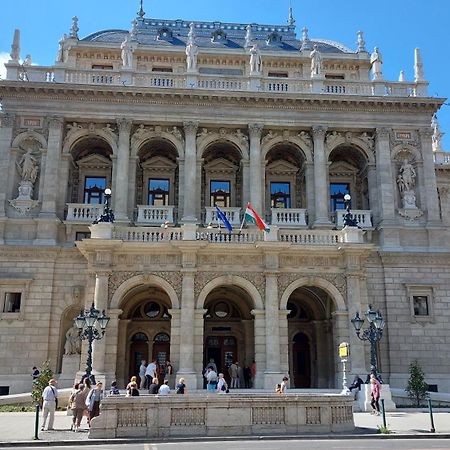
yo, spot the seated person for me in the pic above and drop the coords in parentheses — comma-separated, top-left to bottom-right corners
(349, 375, 364, 399)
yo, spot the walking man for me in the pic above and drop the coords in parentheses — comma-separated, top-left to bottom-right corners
(41, 379, 58, 431)
(139, 360, 147, 389)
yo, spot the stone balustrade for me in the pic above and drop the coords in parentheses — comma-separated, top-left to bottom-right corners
(335, 210, 372, 229)
(113, 227, 183, 242)
(89, 393, 354, 439)
(66, 203, 102, 222)
(136, 205, 175, 225)
(197, 229, 263, 243)
(13, 66, 427, 97)
(271, 208, 308, 227)
(204, 206, 242, 226)
(279, 229, 342, 245)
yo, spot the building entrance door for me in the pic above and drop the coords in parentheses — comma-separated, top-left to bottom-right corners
(152, 333, 170, 384)
(129, 332, 149, 384)
(204, 336, 237, 384)
(292, 332, 311, 388)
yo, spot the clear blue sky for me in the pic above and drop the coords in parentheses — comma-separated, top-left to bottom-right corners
(1, 0, 449, 148)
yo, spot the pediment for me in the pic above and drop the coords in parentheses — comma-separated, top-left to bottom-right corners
(77, 154, 111, 169)
(329, 160, 357, 175)
(204, 157, 238, 173)
(141, 156, 176, 170)
(266, 159, 298, 175)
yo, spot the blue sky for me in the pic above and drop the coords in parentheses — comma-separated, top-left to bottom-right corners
(1, 0, 449, 148)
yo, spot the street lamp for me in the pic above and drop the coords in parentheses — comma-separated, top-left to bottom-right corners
(343, 194, 358, 227)
(351, 305, 385, 378)
(74, 303, 110, 378)
(93, 188, 114, 224)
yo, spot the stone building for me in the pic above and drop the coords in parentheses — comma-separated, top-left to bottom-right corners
(0, 6, 449, 395)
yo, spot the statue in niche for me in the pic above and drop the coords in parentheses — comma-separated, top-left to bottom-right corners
(370, 47, 383, 80)
(17, 147, 39, 183)
(121, 34, 134, 69)
(249, 44, 262, 75)
(64, 325, 81, 355)
(310, 44, 322, 77)
(397, 158, 416, 192)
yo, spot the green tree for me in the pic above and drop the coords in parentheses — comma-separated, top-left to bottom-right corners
(31, 361, 53, 406)
(405, 359, 428, 407)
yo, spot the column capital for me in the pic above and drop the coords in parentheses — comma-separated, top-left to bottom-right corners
(248, 123, 264, 137)
(183, 121, 199, 134)
(48, 116, 65, 128)
(312, 125, 328, 138)
(375, 127, 391, 139)
(0, 113, 15, 128)
(418, 127, 434, 140)
(116, 118, 132, 134)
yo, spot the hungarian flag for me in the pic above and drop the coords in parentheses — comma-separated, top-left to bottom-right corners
(244, 202, 270, 232)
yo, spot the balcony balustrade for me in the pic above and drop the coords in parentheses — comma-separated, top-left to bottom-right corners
(66, 203, 102, 223)
(334, 210, 372, 229)
(13, 66, 427, 98)
(271, 208, 308, 228)
(136, 205, 175, 225)
(204, 207, 242, 226)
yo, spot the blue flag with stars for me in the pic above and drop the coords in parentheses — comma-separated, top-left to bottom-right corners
(215, 205, 233, 232)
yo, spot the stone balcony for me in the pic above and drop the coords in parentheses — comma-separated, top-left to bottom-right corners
(10, 65, 427, 98)
(334, 210, 373, 229)
(271, 208, 308, 227)
(136, 205, 175, 226)
(66, 203, 102, 223)
(204, 206, 241, 226)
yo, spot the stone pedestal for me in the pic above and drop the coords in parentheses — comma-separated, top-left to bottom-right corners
(58, 354, 81, 388)
(89, 223, 113, 239)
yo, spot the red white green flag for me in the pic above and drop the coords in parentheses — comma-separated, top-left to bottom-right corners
(244, 202, 270, 232)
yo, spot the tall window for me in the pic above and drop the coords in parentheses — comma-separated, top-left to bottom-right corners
(210, 180, 230, 207)
(271, 182, 291, 208)
(148, 179, 169, 206)
(3, 293, 21, 313)
(330, 183, 350, 211)
(84, 177, 106, 204)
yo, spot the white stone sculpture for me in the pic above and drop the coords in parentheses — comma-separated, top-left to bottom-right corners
(17, 148, 39, 183)
(64, 325, 81, 355)
(121, 34, 134, 69)
(244, 25, 253, 48)
(57, 34, 68, 63)
(370, 47, 383, 80)
(300, 27, 311, 51)
(396, 158, 421, 216)
(186, 23, 199, 72)
(432, 115, 444, 152)
(70, 16, 79, 39)
(249, 44, 262, 75)
(310, 44, 322, 77)
(397, 158, 416, 192)
(356, 31, 366, 53)
(23, 54, 32, 66)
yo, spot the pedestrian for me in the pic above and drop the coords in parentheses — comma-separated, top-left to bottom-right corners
(126, 381, 140, 397)
(250, 360, 256, 387)
(158, 379, 171, 395)
(109, 381, 120, 395)
(228, 362, 238, 389)
(126, 375, 138, 390)
(243, 364, 251, 388)
(216, 373, 228, 394)
(71, 383, 89, 432)
(145, 359, 157, 388)
(31, 366, 40, 381)
(275, 383, 282, 394)
(175, 377, 186, 394)
(204, 358, 217, 373)
(86, 382, 103, 425)
(280, 376, 289, 394)
(139, 360, 147, 389)
(67, 382, 79, 430)
(205, 367, 218, 392)
(236, 362, 243, 388)
(148, 377, 160, 394)
(41, 379, 58, 431)
(349, 374, 364, 400)
(370, 374, 381, 415)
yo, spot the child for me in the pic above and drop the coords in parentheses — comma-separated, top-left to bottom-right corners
(109, 381, 120, 395)
(275, 383, 282, 394)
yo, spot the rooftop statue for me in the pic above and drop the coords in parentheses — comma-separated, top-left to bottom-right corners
(244, 25, 253, 48)
(370, 47, 383, 80)
(310, 44, 322, 77)
(57, 34, 69, 63)
(249, 44, 262, 75)
(186, 23, 198, 72)
(121, 34, 134, 69)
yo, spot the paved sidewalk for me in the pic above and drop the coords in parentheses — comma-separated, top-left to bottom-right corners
(0, 410, 449, 444)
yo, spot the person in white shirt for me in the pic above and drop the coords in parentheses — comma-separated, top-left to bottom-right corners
(145, 359, 157, 387)
(158, 379, 171, 395)
(139, 360, 147, 389)
(41, 379, 58, 431)
(205, 367, 218, 392)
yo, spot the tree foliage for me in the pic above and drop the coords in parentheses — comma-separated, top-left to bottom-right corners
(405, 359, 428, 407)
(31, 361, 53, 406)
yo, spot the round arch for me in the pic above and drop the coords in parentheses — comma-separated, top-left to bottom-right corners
(197, 134, 249, 160)
(62, 129, 118, 156)
(110, 274, 180, 310)
(12, 130, 47, 150)
(261, 136, 313, 163)
(196, 275, 264, 310)
(391, 144, 422, 162)
(132, 133, 184, 159)
(280, 276, 346, 312)
(326, 136, 375, 165)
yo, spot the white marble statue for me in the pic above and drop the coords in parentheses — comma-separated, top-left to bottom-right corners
(310, 44, 322, 77)
(23, 54, 32, 66)
(186, 42, 199, 72)
(249, 44, 262, 75)
(244, 25, 253, 48)
(370, 47, 383, 80)
(57, 34, 68, 63)
(397, 159, 416, 192)
(64, 325, 81, 355)
(432, 115, 444, 152)
(121, 34, 134, 69)
(17, 148, 39, 183)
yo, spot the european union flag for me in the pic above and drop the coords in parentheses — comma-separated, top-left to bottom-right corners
(215, 205, 233, 232)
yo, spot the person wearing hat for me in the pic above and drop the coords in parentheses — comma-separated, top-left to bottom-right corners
(41, 379, 58, 431)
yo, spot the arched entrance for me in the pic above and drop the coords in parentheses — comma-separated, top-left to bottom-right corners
(203, 286, 254, 387)
(287, 286, 336, 388)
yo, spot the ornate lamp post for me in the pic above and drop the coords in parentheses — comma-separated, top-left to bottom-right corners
(351, 305, 385, 377)
(74, 303, 110, 378)
(93, 188, 114, 223)
(343, 193, 358, 227)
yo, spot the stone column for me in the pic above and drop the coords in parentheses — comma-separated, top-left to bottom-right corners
(251, 309, 266, 389)
(168, 309, 181, 381)
(419, 128, 441, 224)
(176, 271, 197, 387)
(182, 122, 198, 222)
(304, 162, 315, 223)
(40, 117, 64, 216)
(312, 126, 331, 227)
(127, 156, 138, 219)
(263, 273, 282, 388)
(177, 158, 185, 220)
(103, 308, 122, 386)
(367, 163, 378, 222)
(92, 272, 109, 379)
(114, 119, 132, 222)
(249, 123, 264, 213)
(0, 114, 14, 217)
(278, 310, 290, 377)
(241, 159, 250, 209)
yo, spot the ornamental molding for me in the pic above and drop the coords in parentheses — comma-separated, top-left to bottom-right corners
(389, 130, 420, 149)
(64, 121, 118, 148)
(198, 253, 263, 267)
(196, 127, 249, 154)
(113, 252, 182, 267)
(279, 255, 342, 268)
(131, 124, 185, 147)
(378, 253, 450, 266)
